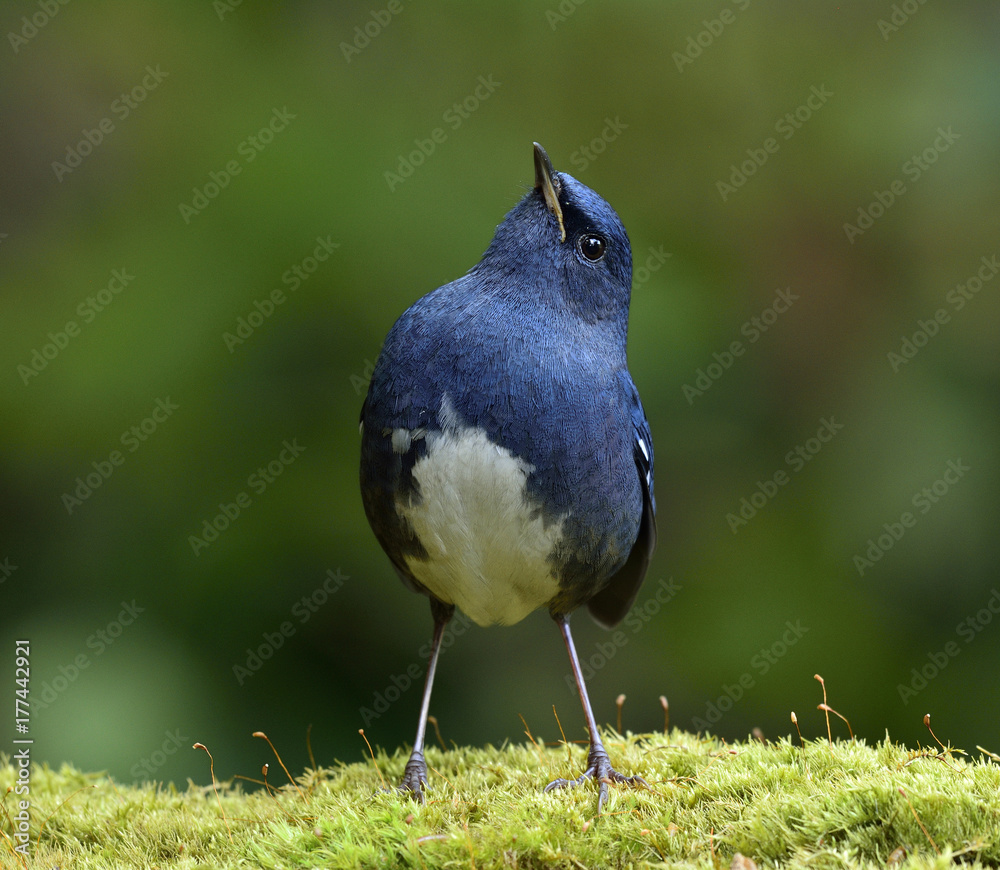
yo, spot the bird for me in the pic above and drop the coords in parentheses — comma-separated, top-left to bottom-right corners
(359, 142, 656, 814)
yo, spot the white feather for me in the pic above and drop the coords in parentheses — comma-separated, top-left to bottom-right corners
(395, 400, 563, 627)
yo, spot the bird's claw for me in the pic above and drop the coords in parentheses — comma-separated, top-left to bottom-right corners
(396, 750, 428, 803)
(544, 747, 647, 814)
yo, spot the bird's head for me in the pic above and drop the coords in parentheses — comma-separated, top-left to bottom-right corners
(475, 143, 633, 328)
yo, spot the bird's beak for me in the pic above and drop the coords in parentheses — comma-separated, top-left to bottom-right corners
(533, 142, 566, 243)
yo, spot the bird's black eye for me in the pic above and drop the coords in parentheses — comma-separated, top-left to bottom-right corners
(577, 234, 606, 262)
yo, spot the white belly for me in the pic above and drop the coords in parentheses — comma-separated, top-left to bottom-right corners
(395, 420, 564, 627)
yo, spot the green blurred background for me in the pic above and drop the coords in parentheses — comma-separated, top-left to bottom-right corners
(2, 1, 999, 787)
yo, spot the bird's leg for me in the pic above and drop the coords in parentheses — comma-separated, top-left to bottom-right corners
(544, 613, 648, 814)
(398, 597, 454, 800)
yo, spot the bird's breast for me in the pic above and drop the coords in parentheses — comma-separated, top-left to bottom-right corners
(394, 417, 564, 627)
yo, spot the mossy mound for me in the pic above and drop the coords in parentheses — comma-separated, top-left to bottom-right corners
(3, 729, 999, 868)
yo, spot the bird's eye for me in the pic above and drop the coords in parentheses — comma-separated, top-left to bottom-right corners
(577, 234, 606, 262)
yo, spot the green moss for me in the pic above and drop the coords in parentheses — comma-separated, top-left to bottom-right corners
(3, 731, 999, 868)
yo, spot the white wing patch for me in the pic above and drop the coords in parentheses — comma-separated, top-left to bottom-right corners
(395, 400, 563, 627)
(636, 432, 652, 489)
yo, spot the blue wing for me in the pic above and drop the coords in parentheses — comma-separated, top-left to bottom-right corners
(585, 378, 656, 628)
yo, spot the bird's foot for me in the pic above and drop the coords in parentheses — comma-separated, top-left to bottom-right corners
(544, 744, 647, 814)
(396, 750, 428, 803)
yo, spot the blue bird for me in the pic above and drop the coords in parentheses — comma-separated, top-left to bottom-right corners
(359, 143, 656, 813)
